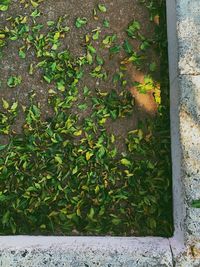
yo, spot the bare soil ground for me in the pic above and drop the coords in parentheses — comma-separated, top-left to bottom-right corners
(0, 0, 159, 151)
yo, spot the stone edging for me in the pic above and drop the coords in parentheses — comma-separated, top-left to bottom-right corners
(0, 236, 172, 267)
(168, 0, 200, 265)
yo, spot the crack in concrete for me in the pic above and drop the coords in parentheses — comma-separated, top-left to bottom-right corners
(168, 238, 176, 267)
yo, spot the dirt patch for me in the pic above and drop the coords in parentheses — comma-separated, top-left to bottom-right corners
(0, 0, 172, 236)
(0, 0, 158, 151)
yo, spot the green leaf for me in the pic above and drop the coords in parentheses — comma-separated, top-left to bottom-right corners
(55, 155, 63, 165)
(109, 45, 121, 54)
(0, 144, 7, 151)
(149, 62, 157, 72)
(19, 50, 26, 59)
(54, 32, 60, 41)
(32, 104, 40, 117)
(2, 210, 10, 225)
(73, 129, 82, 136)
(31, 9, 40, 18)
(75, 17, 87, 28)
(7, 76, 22, 88)
(72, 166, 78, 174)
(98, 4, 107, 12)
(83, 86, 90, 97)
(86, 52, 93, 65)
(112, 218, 121, 225)
(0, 0, 10, 11)
(57, 81, 65, 91)
(140, 40, 150, 51)
(96, 55, 104, 65)
(123, 39, 133, 54)
(43, 75, 51, 84)
(2, 98, 9, 109)
(92, 30, 100, 40)
(78, 103, 88, 110)
(10, 220, 17, 234)
(88, 207, 95, 220)
(29, 63, 34, 75)
(30, 0, 39, 7)
(10, 101, 18, 111)
(47, 20, 55, 26)
(0, 5, 8, 11)
(126, 20, 140, 38)
(103, 19, 109, 28)
(86, 151, 93, 161)
(87, 44, 96, 54)
(121, 158, 131, 167)
(102, 35, 116, 47)
(192, 200, 200, 208)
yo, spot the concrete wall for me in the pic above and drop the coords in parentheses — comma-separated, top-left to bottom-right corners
(0, 0, 200, 266)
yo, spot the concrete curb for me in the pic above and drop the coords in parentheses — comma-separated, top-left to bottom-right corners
(167, 0, 200, 265)
(0, 236, 173, 267)
(0, 0, 200, 266)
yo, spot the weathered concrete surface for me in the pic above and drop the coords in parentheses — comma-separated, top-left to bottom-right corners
(177, 0, 200, 75)
(167, 0, 200, 265)
(0, 236, 173, 267)
(169, 76, 200, 266)
(177, 1, 200, 247)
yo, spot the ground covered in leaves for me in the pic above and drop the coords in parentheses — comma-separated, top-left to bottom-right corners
(0, 0, 172, 236)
